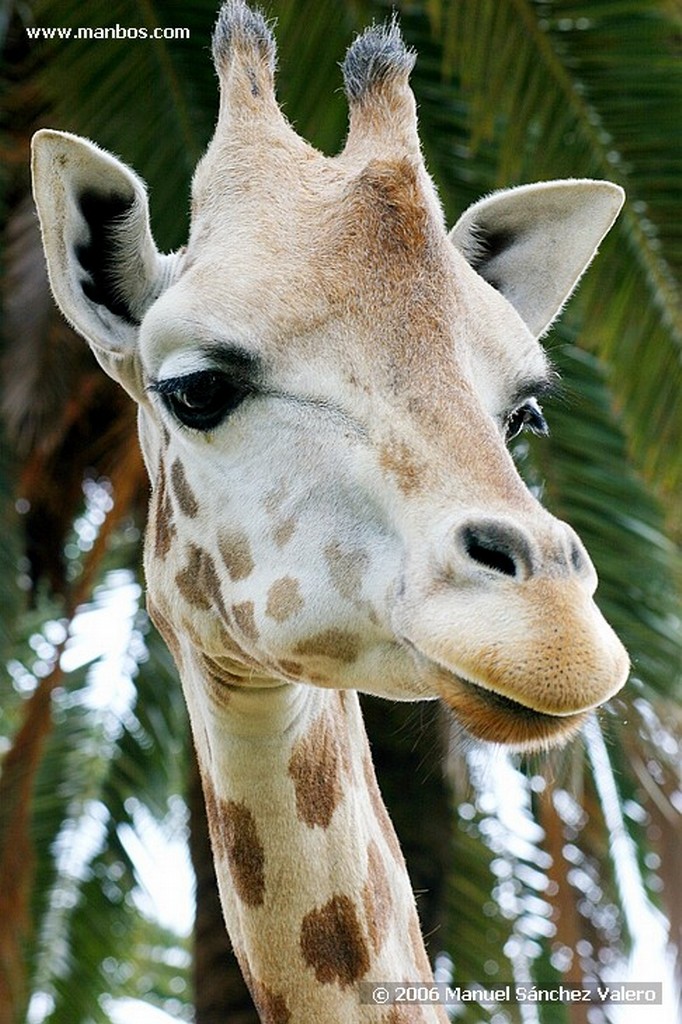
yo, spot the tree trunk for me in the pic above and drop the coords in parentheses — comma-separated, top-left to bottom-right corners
(361, 695, 453, 951)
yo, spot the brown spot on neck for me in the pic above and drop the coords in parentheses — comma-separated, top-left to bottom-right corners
(263, 481, 289, 515)
(233, 946, 288, 1019)
(202, 782, 265, 908)
(252, 980, 291, 1024)
(238, 954, 288, 1024)
(287, 708, 346, 829)
(237, 954, 292, 1024)
(407, 909, 432, 980)
(362, 839, 393, 954)
(300, 893, 370, 986)
(363, 746, 406, 866)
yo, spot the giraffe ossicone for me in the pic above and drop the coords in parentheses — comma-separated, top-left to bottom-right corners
(31, 1, 629, 1019)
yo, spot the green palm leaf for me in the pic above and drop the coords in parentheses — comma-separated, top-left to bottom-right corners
(22, 572, 191, 1023)
(403, 0, 682, 504)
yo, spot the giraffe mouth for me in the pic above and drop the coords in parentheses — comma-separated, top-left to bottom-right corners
(434, 671, 589, 751)
(400, 638, 590, 749)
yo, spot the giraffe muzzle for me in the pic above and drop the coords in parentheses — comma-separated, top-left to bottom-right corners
(395, 515, 629, 749)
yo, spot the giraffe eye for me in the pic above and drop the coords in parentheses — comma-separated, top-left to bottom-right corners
(152, 370, 253, 431)
(504, 397, 549, 442)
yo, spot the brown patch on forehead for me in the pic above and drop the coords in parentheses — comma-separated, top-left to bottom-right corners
(362, 839, 393, 954)
(379, 438, 426, 495)
(203, 784, 265, 908)
(176, 543, 228, 620)
(266, 576, 304, 623)
(150, 456, 176, 560)
(170, 458, 199, 518)
(288, 708, 346, 829)
(363, 748, 405, 866)
(232, 601, 260, 642)
(349, 158, 431, 263)
(300, 894, 370, 986)
(294, 628, 360, 664)
(324, 542, 369, 602)
(219, 530, 255, 581)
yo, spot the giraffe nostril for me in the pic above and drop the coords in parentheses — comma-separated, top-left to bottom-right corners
(463, 531, 517, 577)
(458, 521, 534, 580)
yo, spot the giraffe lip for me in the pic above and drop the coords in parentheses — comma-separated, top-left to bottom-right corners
(436, 671, 589, 749)
(399, 634, 589, 749)
(400, 637, 588, 747)
(455, 675, 576, 721)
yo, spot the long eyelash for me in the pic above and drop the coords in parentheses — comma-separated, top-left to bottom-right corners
(147, 372, 212, 396)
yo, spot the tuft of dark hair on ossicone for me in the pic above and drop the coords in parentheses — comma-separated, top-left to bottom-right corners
(211, 0, 277, 73)
(342, 16, 416, 103)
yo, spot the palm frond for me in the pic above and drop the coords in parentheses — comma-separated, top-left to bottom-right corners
(24, 573, 191, 1023)
(401, 0, 682, 505)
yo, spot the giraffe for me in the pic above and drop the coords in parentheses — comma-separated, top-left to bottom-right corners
(31, 2, 630, 1020)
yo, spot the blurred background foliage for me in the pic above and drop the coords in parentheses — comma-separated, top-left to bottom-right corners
(1, 1, 680, 1022)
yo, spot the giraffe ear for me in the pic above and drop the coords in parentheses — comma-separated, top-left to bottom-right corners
(449, 179, 624, 337)
(31, 129, 178, 395)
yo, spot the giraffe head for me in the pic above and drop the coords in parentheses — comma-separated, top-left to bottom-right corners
(32, 1, 628, 750)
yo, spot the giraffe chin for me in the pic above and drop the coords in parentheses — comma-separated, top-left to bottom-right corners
(437, 675, 589, 752)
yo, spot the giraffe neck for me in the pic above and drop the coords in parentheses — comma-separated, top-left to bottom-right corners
(184, 661, 445, 1022)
